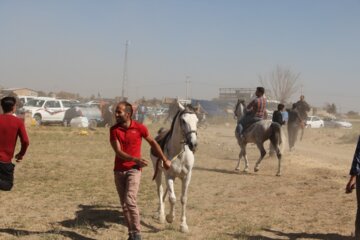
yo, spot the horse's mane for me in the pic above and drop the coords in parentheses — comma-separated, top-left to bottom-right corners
(158, 104, 196, 142)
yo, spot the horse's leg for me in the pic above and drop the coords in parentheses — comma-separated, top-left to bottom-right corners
(155, 169, 165, 223)
(235, 146, 243, 171)
(275, 146, 282, 176)
(273, 143, 282, 176)
(166, 177, 176, 224)
(179, 171, 192, 233)
(270, 134, 283, 176)
(243, 145, 249, 172)
(254, 143, 266, 172)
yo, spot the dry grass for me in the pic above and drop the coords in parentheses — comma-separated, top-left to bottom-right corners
(0, 121, 358, 239)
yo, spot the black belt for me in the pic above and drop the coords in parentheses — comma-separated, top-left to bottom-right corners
(132, 165, 141, 170)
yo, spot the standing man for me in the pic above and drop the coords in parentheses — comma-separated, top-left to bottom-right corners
(346, 136, 360, 239)
(110, 101, 171, 240)
(272, 104, 285, 126)
(287, 104, 303, 151)
(0, 96, 29, 191)
(236, 87, 267, 138)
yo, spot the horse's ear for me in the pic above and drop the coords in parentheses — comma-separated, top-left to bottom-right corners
(178, 102, 185, 111)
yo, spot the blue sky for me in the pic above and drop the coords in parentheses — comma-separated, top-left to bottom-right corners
(0, 0, 359, 112)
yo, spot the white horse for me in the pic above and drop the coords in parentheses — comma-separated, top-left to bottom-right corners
(234, 100, 284, 176)
(150, 102, 198, 233)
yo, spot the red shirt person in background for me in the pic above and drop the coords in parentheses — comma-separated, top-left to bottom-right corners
(0, 96, 29, 191)
(110, 101, 171, 240)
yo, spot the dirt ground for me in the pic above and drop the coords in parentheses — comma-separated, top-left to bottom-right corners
(0, 120, 359, 240)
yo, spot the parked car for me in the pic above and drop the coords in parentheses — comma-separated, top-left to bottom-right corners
(22, 97, 79, 124)
(63, 104, 103, 127)
(306, 116, 324, 128)
(323, 118, 352, 128)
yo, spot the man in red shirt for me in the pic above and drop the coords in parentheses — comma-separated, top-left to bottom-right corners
(0, 96, 29, 191)
(110, 101, 171, 240)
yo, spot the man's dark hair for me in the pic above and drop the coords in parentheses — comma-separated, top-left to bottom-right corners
(1, 96, 16, 113)
(256, 87, 265, 95)
(278, 104, 285, 111)
(118, 101, 133, 117)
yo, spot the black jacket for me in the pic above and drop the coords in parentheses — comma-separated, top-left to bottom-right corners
(272, 110, 284, 125)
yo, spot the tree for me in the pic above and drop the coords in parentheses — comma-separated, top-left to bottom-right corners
(347, 111, 358, 117)
(259, 65, 301, 103)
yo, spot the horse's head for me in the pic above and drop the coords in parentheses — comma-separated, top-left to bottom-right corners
(234, 99, 245, 120)
(179, 105, 198, 152)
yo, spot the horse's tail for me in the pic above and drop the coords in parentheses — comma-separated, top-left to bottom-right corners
(152, 158, 161, 181)
(270, 122, 285, 154)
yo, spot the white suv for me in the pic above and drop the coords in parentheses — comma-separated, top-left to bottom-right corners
(23, 97, 78, 124)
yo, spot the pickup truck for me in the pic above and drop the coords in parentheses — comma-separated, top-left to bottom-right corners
(22, 97, 78, 125)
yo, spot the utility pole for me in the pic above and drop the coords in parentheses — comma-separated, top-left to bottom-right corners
(121, 40, 129, 100)
(185, 76, 191, 100)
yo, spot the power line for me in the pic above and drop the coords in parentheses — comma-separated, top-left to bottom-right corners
(121, 40, 129, 100)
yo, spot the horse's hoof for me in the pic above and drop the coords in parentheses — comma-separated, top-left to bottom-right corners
(243, 168, 249, 173)
(235, 168, 240, 172)
(276, 173, 281, 177)
(254, 167, 259, 172)
(180, 224, 189, 233)
(166, 214, 174, 223)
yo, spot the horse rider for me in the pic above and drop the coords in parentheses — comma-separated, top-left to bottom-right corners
(236, 87, 267, 139)
(295, 95, 310, 121)
(194, 102, 207, 124)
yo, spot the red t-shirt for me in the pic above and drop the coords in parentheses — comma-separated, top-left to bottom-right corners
(109, 120, 149, 171)
(0, 114, 30, 163)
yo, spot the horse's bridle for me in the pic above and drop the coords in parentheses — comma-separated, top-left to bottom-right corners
(177, 109, 197, 150)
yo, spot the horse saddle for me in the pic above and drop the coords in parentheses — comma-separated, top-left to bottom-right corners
(151, 128, 170, 157)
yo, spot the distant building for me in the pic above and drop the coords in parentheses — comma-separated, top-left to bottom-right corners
(219, 87, 276, 102)
(219, 88, 255, 101)
(2, 88, 38, 97)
